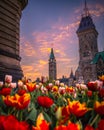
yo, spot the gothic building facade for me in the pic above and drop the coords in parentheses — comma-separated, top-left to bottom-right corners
(49, 48, 57, 81)
(75, 1, 98, 83)
(75, 1, 104, 83)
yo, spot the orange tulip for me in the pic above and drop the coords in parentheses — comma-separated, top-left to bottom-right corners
(99, 75, 104, 81)
(17, 93, 30, 109)
(68, 100, 89, 117)
(52, 86, 58, 93)
(32, 113, 49, 130)
(3, 93, 30, 110)
(26, 83, 36, 92)
(94, 101, 104, 115)
(3, 94, 18, 107)
(66, 86, 75, 94)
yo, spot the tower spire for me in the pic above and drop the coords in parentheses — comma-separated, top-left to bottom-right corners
(83, 0, 89, 17)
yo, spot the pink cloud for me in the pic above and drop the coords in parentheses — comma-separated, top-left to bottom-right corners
(90, 4, 104, 17)
(20, 14, 79, 80)
(20, 41, 36, 57)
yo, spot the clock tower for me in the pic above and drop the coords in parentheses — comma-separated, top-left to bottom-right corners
(76, 0, 98, 83)
(49, 48, 57, 81)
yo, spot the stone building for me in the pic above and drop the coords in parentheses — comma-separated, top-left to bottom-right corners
(49, 48, 57, 81)
(59, 69, 75, 86)
(75, 1, 99, 83)
(0, 0, 28, 81)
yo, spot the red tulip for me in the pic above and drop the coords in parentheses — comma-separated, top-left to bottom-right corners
(97, 119, 104, 130)
(84, 125, 94, 130)
(0, 87, 11, 96)
(37, 96, 53, 108)
(0, 115, 30, 130)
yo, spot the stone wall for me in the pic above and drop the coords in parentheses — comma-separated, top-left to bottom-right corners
(0, 0, 28, 81)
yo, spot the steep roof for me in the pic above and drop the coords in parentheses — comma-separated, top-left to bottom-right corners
(70, 68, 74, 78)
(91, 51, 104, 64)
(77, 15, 96, 33)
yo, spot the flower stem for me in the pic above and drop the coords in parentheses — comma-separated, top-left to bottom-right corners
(19, 110, 23, 121)
(90, 114, 99, 126)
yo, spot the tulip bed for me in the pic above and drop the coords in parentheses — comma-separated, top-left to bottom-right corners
(0, 75, 104, 130)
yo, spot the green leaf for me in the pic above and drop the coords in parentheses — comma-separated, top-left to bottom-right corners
(43, 111, 52, 123)
(26, 107, 37, 122)
(29, 102, 35, 109)
(34, 90, 42, 98)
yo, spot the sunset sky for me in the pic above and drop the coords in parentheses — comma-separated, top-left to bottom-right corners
(20, 0, 104, 80)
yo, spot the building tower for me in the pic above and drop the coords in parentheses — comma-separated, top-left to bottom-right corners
(0, 0, 28, 81)
(49, 48, 57, 81)
(76, 0, 98, 83)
